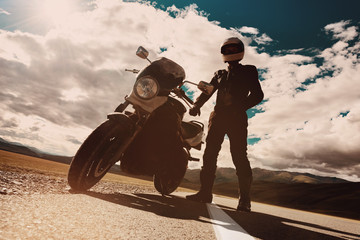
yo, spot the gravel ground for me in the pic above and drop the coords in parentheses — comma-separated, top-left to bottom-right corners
(0, 165, 156, 196)
(0, 166, 216, 240)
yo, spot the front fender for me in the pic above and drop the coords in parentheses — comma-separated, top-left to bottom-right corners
(107, 112, 135, 131)
(107, 112, 129, 121)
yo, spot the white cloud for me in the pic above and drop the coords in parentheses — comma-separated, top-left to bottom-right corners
(0, 8, 11, 15)
(0, 112, 91, 156)
(324, 20, 359, 41)
(237, 26, 272, 45)
(239, 26, 259, 35)
(0, 0, 230, 156)
(60, 87, 89, 102)
(248, 22, 360, 181)
(0, 0, 359, 181)
(254, 33, 272, 44)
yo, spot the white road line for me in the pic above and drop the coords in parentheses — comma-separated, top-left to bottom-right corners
(206, 203, 254, 240)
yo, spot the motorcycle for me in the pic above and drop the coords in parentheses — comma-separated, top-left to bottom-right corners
(67, 46, 214, 195)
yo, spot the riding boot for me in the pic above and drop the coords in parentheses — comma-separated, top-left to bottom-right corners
(186, 170, 215, 203)
(236, 176, 252, 212)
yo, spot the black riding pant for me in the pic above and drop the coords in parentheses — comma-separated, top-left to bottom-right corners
(201, 109, 252, 189)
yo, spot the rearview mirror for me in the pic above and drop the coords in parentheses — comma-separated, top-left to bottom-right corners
(198, 81, 214, 95)
(136, 46, 149, 59)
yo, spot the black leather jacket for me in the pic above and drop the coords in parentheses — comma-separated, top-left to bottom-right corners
(194, 63, 264, 113)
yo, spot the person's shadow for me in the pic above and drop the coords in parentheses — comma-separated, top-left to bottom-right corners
(81, 190, 360, 240)
(218, 203, 360, 240)
(85, 190, 212, 223)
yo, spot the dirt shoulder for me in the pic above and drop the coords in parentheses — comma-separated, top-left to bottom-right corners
(0, 162, 156, 196)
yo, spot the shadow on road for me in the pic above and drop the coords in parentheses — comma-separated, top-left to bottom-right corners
(219, 204, 360, 240)
(84, 191, 213, 225)
(79, 190, 359, 240)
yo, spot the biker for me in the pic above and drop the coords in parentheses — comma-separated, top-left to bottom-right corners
(186, 37, 264, 212)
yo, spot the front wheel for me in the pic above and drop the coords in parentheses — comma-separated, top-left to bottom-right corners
(68, 119, 133, 191)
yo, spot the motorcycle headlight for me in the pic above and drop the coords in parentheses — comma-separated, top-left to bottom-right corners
(134, 76, 159, 100)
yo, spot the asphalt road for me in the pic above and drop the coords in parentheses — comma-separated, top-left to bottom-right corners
(1, 193, 217, 239)
(175, 192, 360, 240)
(2, 191, 360, 239)
(1, 169, 359, 240)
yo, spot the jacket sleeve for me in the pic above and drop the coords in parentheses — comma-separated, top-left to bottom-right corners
(244, 66, 264, 110)
(193, 70, 225, 108)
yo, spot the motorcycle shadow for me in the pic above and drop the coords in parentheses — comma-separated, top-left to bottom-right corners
(84, 190, 212, 223)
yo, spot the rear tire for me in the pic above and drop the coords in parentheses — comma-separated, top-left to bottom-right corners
(153, 173, 182, 195)
(68, 119, 133, 191)
(153, 149, 187, 195)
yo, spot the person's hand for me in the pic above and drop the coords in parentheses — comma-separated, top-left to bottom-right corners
(189, 105, 201, 116)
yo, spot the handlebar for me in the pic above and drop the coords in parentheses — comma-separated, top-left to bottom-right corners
(179, 89, 194, 105)
(172, 88, 194, 106)
(125, 69, 140, 74)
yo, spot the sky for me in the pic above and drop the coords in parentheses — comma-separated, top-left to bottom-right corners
(0, 0, 359, 181)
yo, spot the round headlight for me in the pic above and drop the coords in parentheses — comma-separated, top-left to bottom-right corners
(134, 76, 159, 100)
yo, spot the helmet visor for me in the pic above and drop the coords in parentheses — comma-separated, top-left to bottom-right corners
(221, 43, 244, 55)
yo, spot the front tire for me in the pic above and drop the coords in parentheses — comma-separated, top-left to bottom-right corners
(68, 119, 133, 191)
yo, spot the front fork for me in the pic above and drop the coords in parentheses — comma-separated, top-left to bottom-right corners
(115, 99, 130, 113)
(106, 101, 150, 167)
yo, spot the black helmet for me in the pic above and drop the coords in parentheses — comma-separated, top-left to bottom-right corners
(221, 37, 245, 62)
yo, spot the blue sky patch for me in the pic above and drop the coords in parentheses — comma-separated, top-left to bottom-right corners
(248, 137, 261, 145)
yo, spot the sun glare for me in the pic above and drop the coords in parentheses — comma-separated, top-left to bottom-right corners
(38, 0, 76, 25)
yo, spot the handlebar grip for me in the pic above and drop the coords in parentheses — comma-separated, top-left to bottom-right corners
(180, 89, 194, 105)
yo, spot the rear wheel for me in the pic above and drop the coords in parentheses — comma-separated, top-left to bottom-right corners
(68, 118, 133, 191)
(153, 149, 188, 195)
(153, 173, 182, 196)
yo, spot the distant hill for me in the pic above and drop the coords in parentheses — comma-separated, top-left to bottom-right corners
(0, 137, 72, 165)
(184, 167, 349, 185)
(0, 137, 39, 158)
(182, 168, 359, 220)
(0, 137, 350, 184)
